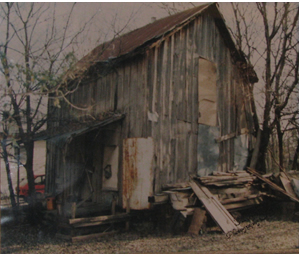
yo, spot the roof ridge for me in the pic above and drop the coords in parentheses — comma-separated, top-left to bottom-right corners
(81, 3, 213, 61)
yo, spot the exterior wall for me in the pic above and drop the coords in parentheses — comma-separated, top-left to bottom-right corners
(46, 56, 149, 206)
(145, 14, 255, 190)
(46, 11, 256, 206)
(49, 55, 148, 140)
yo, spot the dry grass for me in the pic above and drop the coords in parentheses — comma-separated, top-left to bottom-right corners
(1, 205, 299, 254)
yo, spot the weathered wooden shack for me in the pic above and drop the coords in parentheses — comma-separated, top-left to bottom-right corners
(45, 3, 258, 217)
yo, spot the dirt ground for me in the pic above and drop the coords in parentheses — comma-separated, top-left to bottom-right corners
(1, 203, 299, 254)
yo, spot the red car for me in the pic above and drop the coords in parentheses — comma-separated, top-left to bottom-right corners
(16, 174, 45, 201)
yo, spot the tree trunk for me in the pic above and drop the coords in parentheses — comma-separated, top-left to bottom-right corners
(256, 127, 272, 172)
(292, 142, 299, 170)
(276, 120, 284, 171)
(1, 138, 17, 209)
(24, 140, 36, 203)
(250, 128, 261, 169)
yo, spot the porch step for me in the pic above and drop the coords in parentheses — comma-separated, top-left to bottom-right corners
(56, 212, 131, 242)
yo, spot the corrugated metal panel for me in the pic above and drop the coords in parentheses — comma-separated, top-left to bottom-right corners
(122, 137, 154, 210)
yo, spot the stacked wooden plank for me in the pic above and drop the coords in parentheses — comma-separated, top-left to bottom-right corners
(196, 172, 263, 211)
(56, 213, 131, 242)
(162, 171, 263, 214)
(55, 200, 131, 242)
(196, 171, 256, 187)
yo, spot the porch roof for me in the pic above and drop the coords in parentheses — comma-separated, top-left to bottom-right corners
(35, 114, 125, 148)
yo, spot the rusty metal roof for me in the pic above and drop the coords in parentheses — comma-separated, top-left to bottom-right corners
(82, 3, 211, 62)
(35, 114, 125, 144)
(62, 3, 257, 84)
(63, 3, 214, 82)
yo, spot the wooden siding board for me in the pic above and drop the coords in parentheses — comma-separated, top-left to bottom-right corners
(132, 59, 138, 136)
(144, 51, 150, 137)
(173, 32, 181, 122)
(158, 54, 164, 190)
(152, 47, 158, 114)
(164, 38, 171, 118)
(186, 24, 192, 123)
(231, 66, 236, 170)
(137, 58, 145, 137)
(90, 81, 95, 116)
(178, 29, 187, 121)
(123, 64, 131, 138)
(152, 47, 159, 187)
(118, 72, 124, 110)
(159, 41, 170, 187)
(106, 75, 110, 111)
(192, 46, 198, 135)
(203, 15, 209, 58)
(198, 15, 204, 53)
(129, 60, 138, 137)
(109, 74, 114, 111)
(147, 49, 154, 116)
(176, 134, 185, 181)
(182, 29, 188, 122)
(169, 35, 175, 137)
(166, 35, 175, 184)
(141, 57, 148, 138)
(164, 38, 172, 183)
(100, 79, 106, 113)
(209, 15, 215, 60)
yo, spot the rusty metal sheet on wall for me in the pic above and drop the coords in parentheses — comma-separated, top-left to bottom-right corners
(122, 137, 154, 210)
(197, 124, 219, 176)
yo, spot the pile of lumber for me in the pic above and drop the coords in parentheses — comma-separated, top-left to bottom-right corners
(162, 168, 298, 237)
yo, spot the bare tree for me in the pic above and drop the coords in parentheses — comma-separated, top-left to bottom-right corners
(0, 2, 139, 210)
(230, 3, 299, 172)
(0, 2, 96, 205)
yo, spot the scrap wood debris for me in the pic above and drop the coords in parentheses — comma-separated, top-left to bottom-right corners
(162, 169, 299, 236)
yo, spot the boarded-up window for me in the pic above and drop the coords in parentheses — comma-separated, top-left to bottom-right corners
(198, 58, 217, 126)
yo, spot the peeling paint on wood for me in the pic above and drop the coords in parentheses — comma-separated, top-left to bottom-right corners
(122, 137, 154, 210)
